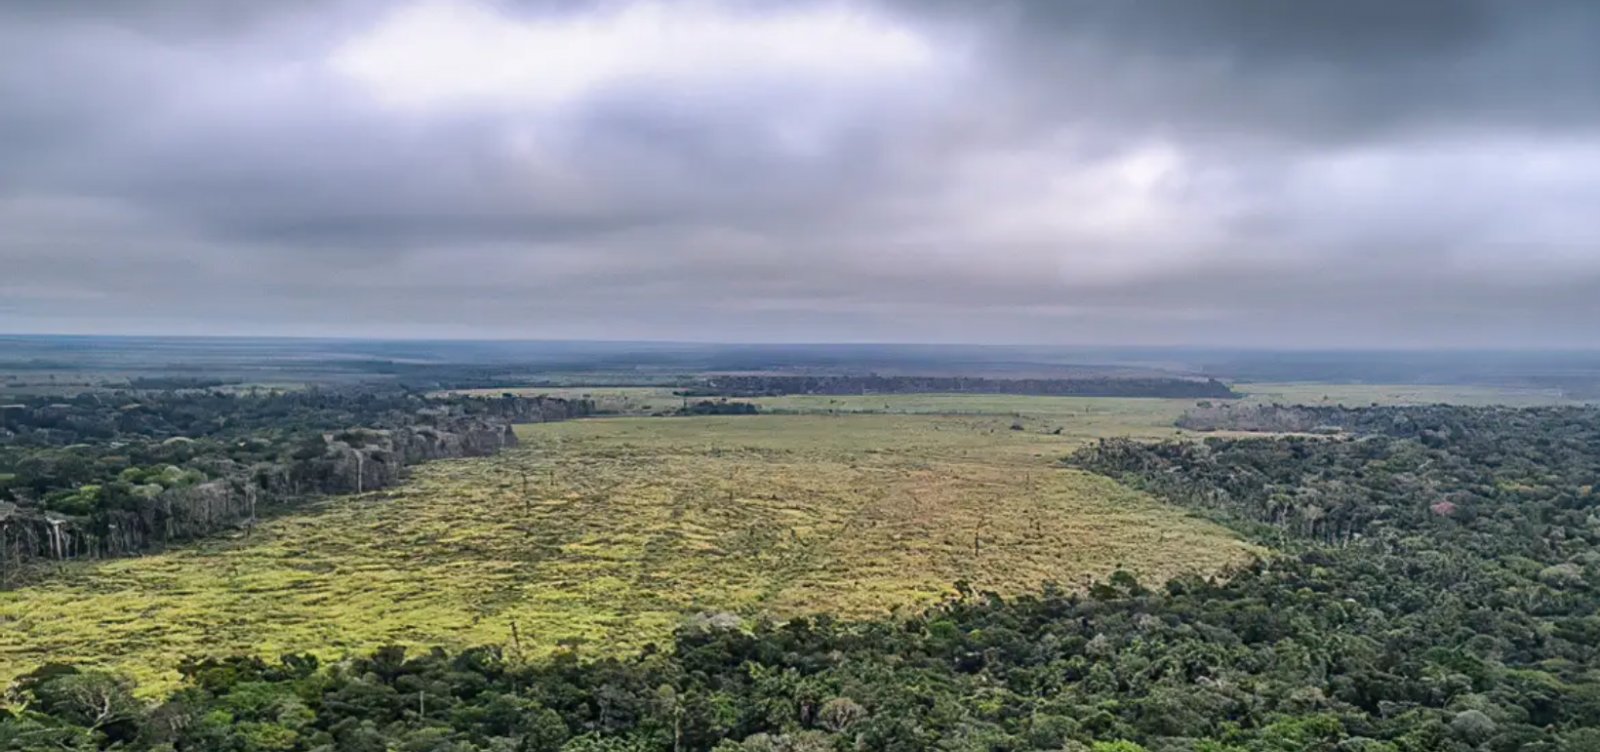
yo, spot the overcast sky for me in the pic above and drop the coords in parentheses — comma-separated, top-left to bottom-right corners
(3, 1, 1599, 347)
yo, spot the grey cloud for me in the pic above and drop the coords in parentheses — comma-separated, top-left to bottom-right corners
(1, 0, 1598, 346)
(966, 0, 1600, 143)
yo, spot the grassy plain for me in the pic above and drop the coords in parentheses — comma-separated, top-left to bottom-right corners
(0, 405, 1255, 695)
(1232, 382, 1578, 407)
(453, 381, 1582, 420)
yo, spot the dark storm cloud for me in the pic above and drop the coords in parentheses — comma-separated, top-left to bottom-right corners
(1, 0, 1598, 345)
(960, 0, 1600, 142)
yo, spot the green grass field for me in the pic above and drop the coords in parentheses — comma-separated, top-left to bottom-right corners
(0, 407, 1256, 695)
(1232, 382, 1578, 407)
(453, 381, 1583, 419)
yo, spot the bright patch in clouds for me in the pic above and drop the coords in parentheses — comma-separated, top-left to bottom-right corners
(7, 0, 1600, 345)
(331, 0, 937, 110)
(1285, 137, 1600, 277)
(904, 139, 1233, 284)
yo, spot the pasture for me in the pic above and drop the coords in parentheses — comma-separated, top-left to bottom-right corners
(0, 406, 1255, 695)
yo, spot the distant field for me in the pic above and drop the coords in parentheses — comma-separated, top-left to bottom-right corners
(453, 381, 1583, 418)
(1233, 382, 1579, 407)
(0, 410, 1255, 695)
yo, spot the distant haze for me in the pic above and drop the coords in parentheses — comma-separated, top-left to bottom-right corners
(3, 1, 1599, 347)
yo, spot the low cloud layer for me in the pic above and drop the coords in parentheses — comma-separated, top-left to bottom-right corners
(4, 0, 1599, 346)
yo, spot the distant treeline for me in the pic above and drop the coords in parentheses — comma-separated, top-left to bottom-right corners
(684, 375, 1238, 399)
(124, 376, 243, 390)
(676, 400, 760, 416)
(0, 390, 593, 582)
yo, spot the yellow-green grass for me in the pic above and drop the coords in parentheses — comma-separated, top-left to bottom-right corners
(1234, 382, 1581, 407)
(748, 392, 1201, 428)
(443, 382, 1580, 420)
(0, 412, 1256, 695)
(749, 384, 1579, 412)
(452, 387, 1209, 431)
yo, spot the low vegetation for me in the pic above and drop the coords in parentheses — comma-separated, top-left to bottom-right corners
(6, 403, 1600, 750)
(460, 383, 1579, 422)
(1229, 382, 1580, 408)
(685, 375, 1238, 400)
(0, 411, 1254, 697)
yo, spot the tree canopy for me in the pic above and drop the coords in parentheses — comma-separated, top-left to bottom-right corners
(4, 403, 1599, 750)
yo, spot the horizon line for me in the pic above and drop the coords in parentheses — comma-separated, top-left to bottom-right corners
(5, 331, 1600, 355)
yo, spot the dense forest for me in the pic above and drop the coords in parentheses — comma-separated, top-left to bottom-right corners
(684, 375, 1238, 400)
(0, 390, 592, 580)
(5, 403, 1597, 750)
(1171, 403, 1509, 435)
(676, 400, 761, 416)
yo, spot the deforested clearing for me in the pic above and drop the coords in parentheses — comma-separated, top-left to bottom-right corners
(0, 412, 1257, 694)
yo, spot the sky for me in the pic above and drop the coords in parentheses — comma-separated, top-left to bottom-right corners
(2, 0, 1599, 347)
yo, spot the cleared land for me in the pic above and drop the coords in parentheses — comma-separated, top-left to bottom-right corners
(1233, 382, 1578, 407)
(0, 403, 1255, 694)
(455, 381, 1584, 418)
